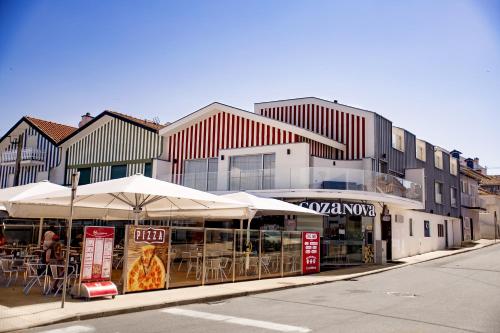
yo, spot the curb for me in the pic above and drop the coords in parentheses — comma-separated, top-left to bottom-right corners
(8, 241, 499, 332)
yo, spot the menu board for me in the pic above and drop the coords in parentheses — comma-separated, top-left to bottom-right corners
(124, 226, 169, 293)
(302, 231, 320, 274)
(81, 226, 115, 282)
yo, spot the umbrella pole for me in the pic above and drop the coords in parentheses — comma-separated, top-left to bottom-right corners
(62, 172, 79, 309)
(245, 218, 252, 270)
(37, 218, 44, 248)
(239, 219, 243, 251)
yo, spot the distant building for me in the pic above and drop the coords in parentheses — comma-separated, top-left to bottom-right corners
(452, 150, 486, 241)
(0, 117, 76, 188)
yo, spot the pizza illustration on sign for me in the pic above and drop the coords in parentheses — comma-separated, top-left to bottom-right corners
(127, 244, 166, 291)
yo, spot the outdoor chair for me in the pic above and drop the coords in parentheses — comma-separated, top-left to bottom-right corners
(178, 251, 191, 271)
(260, 256, 271, 275)
(23, 263, 47, 295)
(186, 253, 202, 280)
(46, 264, 66, 296)
(1, 258, 23, 287)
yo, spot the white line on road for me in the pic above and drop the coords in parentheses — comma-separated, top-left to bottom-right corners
(38, 326, 95, 333)
(162, 308, 311, 332)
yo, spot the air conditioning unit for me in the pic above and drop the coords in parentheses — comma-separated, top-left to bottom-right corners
(395, 214, 404, 223)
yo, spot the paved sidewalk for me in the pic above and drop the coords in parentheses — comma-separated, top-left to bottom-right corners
(1, 239, 497, 333)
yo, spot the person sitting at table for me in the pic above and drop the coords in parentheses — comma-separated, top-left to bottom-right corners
(46, 239, 65, 293)
(42, 226, 57, 250)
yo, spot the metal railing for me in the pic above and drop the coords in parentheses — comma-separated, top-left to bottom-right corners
(167, 167, 423, 202)
(1, 148, 46, 164)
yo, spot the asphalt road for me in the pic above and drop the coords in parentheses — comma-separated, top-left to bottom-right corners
(25, 244, 500, 333)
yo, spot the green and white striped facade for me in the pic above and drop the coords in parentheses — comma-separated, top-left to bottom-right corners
(55, 111, 163, 185)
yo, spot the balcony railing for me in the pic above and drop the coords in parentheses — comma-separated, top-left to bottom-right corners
(461, 195, 484, 208)
(167, 167, 423, 202)
(1, 148, 46, 164)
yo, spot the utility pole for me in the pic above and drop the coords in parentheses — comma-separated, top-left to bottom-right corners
(13, 133, 24, 186)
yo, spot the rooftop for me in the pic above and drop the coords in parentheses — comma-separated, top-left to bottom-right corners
(106, 111, 166, 131)
(25, 117, 77, 144)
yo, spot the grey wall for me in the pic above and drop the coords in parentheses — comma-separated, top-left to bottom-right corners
(373, 120, 461, 218)
(415, 142, 460, 218)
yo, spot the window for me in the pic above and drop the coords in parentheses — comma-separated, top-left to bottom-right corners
(409, 218, 413, 237)
(392, 128, 405, 152)
(144, 162, 152, 178)
(111, 164, 127, 179)
(435, 182, 443, 204)
(450, 158, 458, 175)
(424, 220, 431, 237)
(77, 167, 91, 185)
(434, 150, 443, 169)
(437, 224, 444, 237)
(229, 153, 275, 190)
(450, 187, 457, 207)
(461, 180, 467, 193)
(184, 158, 218, 191)
(416, 139, 426, 161)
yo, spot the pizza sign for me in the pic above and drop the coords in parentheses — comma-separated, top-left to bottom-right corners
(124, 226, 169, 293)
(302, 231, 320, 274)
(134, 227, 166, 244)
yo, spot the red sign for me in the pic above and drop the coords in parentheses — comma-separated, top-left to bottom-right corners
(81, 226, 115, 282)
(302, 232, 320, 274)
(81, 281, 118, 298)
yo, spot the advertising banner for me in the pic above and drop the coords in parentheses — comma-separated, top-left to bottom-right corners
(81, 226, 115, 282)
(302, 231, 320, 274)
(124, 226, 169, 293)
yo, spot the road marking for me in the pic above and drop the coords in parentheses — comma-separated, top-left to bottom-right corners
(162, 308, 311, 332)
(39, 326, 95, 333)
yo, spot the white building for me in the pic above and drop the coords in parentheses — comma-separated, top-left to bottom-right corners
(156, 98, 462, 265)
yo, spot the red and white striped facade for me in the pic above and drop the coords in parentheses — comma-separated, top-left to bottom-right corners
(161, 103, 346, 177)
(255, 98, 371, 160)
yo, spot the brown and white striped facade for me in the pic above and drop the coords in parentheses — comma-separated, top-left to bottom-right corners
(159, 103, 346, 179)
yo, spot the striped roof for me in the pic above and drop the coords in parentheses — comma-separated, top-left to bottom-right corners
(106, 111, 166, 131)
(25, 117, 77, 144)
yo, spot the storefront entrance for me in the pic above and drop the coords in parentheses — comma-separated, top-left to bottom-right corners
(299, 201, 375, 268)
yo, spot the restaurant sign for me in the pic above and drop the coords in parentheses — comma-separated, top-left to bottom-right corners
(81, 226, 114, 282)
(302, 231, 320, 274)
(124, 226, 170, 293)
(299, 201, 376, 217)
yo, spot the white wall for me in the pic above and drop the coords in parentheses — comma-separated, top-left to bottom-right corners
(387, 206, 461, 259)
(218, 142, 310, 190)
(153, 159, 172, 182)
(479, 212, 498, 239)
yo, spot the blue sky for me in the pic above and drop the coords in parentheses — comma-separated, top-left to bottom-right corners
(1, 0, 499, 170)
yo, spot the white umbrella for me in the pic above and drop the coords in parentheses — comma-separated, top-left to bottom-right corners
(221, 192, 322, 217)
(0, 181, 70, 245)
(219, 192, 321, 270)
(18, 174, 250, 223)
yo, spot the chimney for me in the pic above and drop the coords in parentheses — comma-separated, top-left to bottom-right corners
(79, 112, 93, 128)
(333, 100, 338, 104)
(473, 157, 480, 169)
(450, 150, 461, 159)
(465, 158, 474, 169)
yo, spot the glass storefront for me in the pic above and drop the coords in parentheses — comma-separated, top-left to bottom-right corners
(321, 215, 374, 266)
(298, 200, 375, 268)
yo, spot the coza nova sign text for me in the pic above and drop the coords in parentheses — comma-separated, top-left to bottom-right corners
(299, 201, 376, 217)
